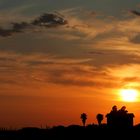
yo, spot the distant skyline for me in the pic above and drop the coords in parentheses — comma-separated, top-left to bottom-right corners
(0, 0, 140, 128)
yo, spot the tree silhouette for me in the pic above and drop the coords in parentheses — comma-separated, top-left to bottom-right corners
(96, 114, 103, 126)
(80, 113, 87, 126)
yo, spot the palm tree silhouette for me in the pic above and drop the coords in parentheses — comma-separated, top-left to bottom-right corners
(80, 113, 87, 127)
(96, 113, 103, 126)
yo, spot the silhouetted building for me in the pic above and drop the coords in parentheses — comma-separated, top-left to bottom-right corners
(106, 106, 134, 128)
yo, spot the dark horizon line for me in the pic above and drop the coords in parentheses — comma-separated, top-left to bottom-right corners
(1, 122, 140, 130)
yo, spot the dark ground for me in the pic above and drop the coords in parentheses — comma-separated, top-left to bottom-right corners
(0, 124, 140, 140)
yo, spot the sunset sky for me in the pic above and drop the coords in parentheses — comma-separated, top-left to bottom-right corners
(1, 0, 140, 128)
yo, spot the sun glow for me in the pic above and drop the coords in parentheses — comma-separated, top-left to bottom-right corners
(120, 89, 138, 102)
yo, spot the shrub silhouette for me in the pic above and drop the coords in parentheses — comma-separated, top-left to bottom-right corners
(96, 113, 103, 126)
(80, 113, 87, 126)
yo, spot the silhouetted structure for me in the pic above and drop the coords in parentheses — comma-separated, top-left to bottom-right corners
(106, 106, 134, 128)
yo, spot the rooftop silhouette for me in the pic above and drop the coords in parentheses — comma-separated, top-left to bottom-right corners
(106, 105, 134, 128)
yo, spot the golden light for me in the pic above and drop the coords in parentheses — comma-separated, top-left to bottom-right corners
(120, 89, 138, 102)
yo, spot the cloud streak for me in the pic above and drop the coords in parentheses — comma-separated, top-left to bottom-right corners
(0, 12, 68, 37)
(130, 10, 140, 16)
(1, 8, 140, 89)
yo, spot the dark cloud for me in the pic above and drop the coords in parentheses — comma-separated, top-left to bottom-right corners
(12, 22, 30, 32)
(0, 27, 12, 37)
(0, 12, 68, 37)
(32, 13, 68, 27)
(130, 10, 140, 16)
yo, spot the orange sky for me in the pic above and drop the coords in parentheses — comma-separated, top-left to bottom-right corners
(0, 0, 140, 128)
(0, 78, 140, 128)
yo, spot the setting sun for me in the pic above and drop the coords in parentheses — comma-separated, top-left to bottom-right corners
(120, 89, 138, 102)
